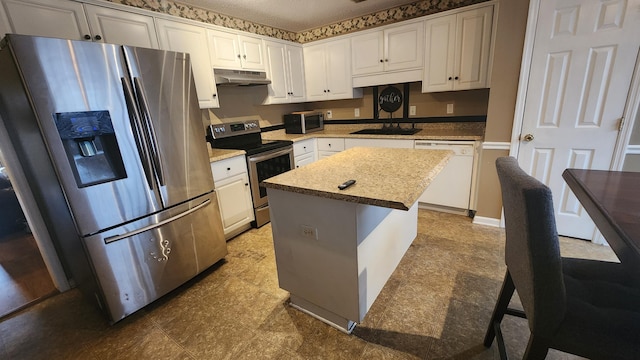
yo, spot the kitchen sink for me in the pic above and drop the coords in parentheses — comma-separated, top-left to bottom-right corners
(350, 127, 422, 135)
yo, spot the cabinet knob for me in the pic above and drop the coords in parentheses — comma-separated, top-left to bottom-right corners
(94, 35, 102, 41)
(243, 54, 246, 59)
(385, 59, 388, 62)
(227, 167, 231, 171)
(303, 146, 306, 150)
(454, 76, 459, 80)
(379, 59, 383, 63)
(327, 89, 330, 93)
(323, 89, 327, 93)
(328, 144, 331, 147)
(212, 94, 217, 98)
(448, 76, 453, 81)
(245, 183, 249, 186)
(237, 54, 241, 59)
(84, 34, 91, 40)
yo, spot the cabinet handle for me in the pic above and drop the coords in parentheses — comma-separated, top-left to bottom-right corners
(84, 34, 91, 40)
(94, 35, 102, 41)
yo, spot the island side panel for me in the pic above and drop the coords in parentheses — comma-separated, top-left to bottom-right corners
(268, 189, 361, 322)
(356, 202, 418, 320)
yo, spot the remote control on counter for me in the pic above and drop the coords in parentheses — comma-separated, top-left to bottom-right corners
(338, 179, 356, 190)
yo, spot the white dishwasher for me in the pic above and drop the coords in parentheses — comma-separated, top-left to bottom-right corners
(415, 140, 475, 213)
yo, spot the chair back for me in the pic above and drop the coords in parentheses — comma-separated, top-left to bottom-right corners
(495, 157, 566, 336)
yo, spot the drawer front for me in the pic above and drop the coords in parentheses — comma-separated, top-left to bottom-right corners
(211, 155, 247, 182)
(293, 139, 315, 155)
(317, 138, 345, 151)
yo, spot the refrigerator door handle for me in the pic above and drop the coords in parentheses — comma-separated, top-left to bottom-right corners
(121, 77, 155, 190)
(103, 198, 212, 244)
(133, 77, 165, 187)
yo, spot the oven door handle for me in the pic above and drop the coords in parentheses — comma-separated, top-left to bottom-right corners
(247, 146, 294, 163)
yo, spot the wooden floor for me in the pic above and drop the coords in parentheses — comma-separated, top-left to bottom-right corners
(0, 230, 57, 319)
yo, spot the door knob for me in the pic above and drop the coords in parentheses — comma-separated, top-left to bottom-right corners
(522, 133, 534, 142)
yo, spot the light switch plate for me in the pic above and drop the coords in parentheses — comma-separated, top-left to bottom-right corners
(409, 106, 416, 116)
(354, 108, 360, 117)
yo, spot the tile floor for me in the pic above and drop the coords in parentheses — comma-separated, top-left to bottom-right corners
(0, 210, 618, 359)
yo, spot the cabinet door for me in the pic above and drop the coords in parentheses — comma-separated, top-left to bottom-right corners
(208, 29, 242, 69)
(84, 5, 159, 48)
(325, 39, 352, 100)
(215, 173, 254, 234)
(156, 19, 219, 108)
(286, 45, 306, 101)
(351, 31, 384, 75)
(238, 35, 265, 70)
(454, 6, 492, 91)
(384, 22, 424, 72)
(422, 14, 456, 92)
(2, 0, 90, 40)
(294, 152, 315, 168)
(304, 43, 329, 101)
(264, 41, 289, 103)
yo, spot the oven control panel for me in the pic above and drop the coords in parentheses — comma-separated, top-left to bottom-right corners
(207, 120, 261, 139)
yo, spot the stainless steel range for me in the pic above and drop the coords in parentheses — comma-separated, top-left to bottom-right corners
(206, 120, 293, 227)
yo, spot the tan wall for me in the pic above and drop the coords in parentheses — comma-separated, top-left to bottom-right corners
(206, 86, 305, 127)
(475, 0, 531, 219)
(308, 83, 489, 119)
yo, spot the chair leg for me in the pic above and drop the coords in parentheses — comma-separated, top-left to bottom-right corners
(484, 270, 516, 348)
(523, 334, 550, 360)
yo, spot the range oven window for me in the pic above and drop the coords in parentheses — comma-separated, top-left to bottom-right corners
(255, 152, 292, 198)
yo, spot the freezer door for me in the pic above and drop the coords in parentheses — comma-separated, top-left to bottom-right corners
(6, 35, 162, 235)
(83, 192, 226, 322)
(123, 46, 215, 209)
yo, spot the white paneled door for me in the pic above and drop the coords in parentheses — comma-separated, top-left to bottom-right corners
(517, 0, 640, 240)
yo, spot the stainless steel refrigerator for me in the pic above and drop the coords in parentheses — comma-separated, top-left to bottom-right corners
(0, 34, 227, 323)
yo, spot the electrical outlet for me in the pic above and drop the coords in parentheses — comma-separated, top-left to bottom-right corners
(326, 110, 332, 119)
(300, 225, 318, 240)
(446, 103, 454, 114)
(354, 108, 360, 117)
(409, 105, 416, 116)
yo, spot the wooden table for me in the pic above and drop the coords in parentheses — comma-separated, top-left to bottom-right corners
(562, 169, 640, 273)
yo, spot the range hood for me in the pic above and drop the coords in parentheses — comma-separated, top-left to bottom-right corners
(214, 68, 271, 86)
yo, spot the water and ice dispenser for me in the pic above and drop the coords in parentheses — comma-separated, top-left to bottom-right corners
(54, 111, 126, 187)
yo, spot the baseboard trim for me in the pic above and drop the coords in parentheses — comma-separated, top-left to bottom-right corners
(472, 216, 501, 227)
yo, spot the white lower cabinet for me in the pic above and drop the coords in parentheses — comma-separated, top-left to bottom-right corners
(210, 155, 254, 240)
(293, 138, 316, 168)
(317, 138, 345, 159)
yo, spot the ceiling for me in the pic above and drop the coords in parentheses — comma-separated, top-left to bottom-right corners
(176, 0, 419, 32)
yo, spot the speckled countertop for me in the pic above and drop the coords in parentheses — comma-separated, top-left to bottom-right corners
(262, 147, 453, 211)
(261, 122, 484, 142)
(208, 147, 245, 162)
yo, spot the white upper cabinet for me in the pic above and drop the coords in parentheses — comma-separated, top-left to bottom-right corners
(351, 22, 424, 75)
(422, 5, 493, 93)
(1, 0, 159, 48)
(263, 40, 305, 104)
(156, 19, 219, 108)
(1, 0, 90, 40)
(304, 38, 362, 101)
(208, 29, 265, 71)
(84, 5, 159, 48)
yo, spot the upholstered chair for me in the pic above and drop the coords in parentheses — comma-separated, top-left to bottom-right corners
(484, 156, 640, 359)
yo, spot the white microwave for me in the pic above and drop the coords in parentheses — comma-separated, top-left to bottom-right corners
(283, 111, 324, 134)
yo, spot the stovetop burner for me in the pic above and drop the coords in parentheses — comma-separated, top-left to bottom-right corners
(206, 120, 293, 156)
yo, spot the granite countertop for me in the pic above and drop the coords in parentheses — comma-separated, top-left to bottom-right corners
(208, 147, 246, 162)
(262, 147, 453, 211)
(261, 123, 484, 142)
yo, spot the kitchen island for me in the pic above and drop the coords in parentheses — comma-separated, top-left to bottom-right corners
(262, 147, 452, 333)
